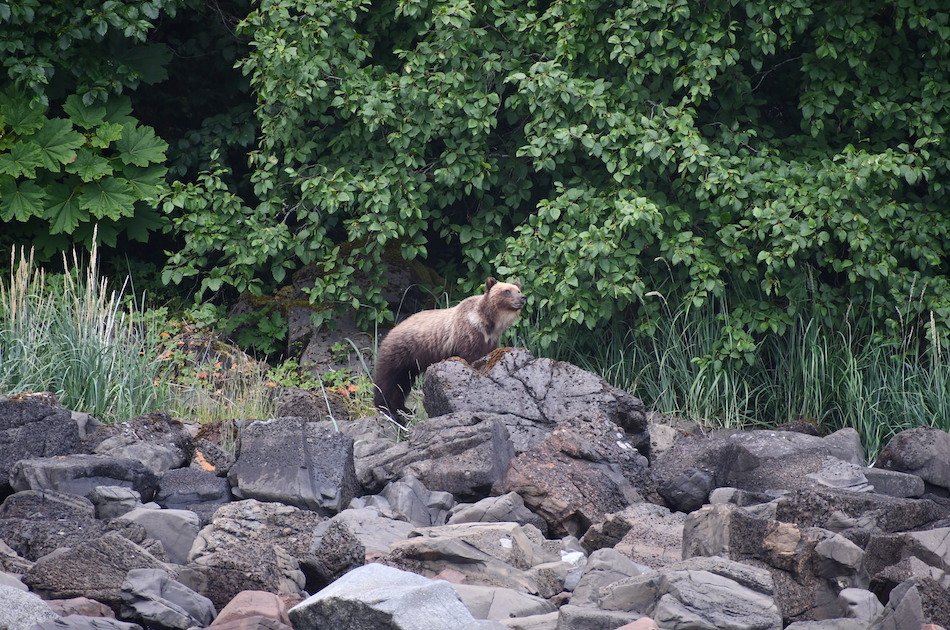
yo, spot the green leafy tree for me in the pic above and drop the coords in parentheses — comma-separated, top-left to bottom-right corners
(164, 0, 949, 352)
(0, 0, 179, 252)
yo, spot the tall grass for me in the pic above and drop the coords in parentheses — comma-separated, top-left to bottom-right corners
(514, 304, 948, 460)
(0, 245, 166, 423)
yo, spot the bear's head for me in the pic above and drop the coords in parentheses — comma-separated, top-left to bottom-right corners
(484, 276, 527, 311)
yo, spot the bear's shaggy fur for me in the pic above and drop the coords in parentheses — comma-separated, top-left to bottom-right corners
(373, 277, 526, 418)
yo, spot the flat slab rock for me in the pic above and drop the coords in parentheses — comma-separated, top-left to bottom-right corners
(9, 454, 159, 501)
(422, 348, 649, 454)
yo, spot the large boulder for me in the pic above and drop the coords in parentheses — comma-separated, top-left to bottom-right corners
(0, 394, 104, 492)
(653, 428, 866, 512)
(0, 583, 59, 630)
(599, 556, 783, 630)
(93, 413, 194, 475)
(309, 507, 414, 558)
(385, 522, 564, 594)
(0, 490, 105, 561)
(580, 503, 686, 570)
(876, 428, 950, 493)
(450, 583, 555, 621)
(23, 533, 169, 610)
(116, 508, 201, 565)
(155, 468, 231, 526)
(288, 563, 493, 630)
(351, 476, 455, 527)
(358, 412, 516, 498)
(182, 499, 321, 609)
(228, 418, 358, 514)
(32, 617, 143, 630)
(120, 568, 216, 630)
(496, 415, 655, 537)
(448, 492, 548, 535)
(9, 455, 159, 501)
(422, 348, 649, 454)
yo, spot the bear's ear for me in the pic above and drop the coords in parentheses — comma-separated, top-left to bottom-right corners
(485, 277, 497, 293)
(512, 280, 522, 290)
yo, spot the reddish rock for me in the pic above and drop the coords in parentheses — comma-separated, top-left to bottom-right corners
(211, 591, 291, 627)
(616, 619, 660, 630)
(44, 597, 115, 618)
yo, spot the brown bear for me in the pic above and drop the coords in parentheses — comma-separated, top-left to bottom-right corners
(373, 277, 526, 419)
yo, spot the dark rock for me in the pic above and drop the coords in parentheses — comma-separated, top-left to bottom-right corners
(228, 418, 357, 514)
(876, 428, 950, 493)
(120, 568, 216, 630)
(448, 492, 548, 535)
(869, 556, 950, 602)
(360, 412, 516, 498)
(88, 486, 143, 520)
(192, 439, 236, 477)
(309, 507, 414, 558)
(877, 577, 950, 629)
(0, 539, 33, 573)
(274, 387, 350, 423)
(0, 394, 105, 493)
(32, 617, 143, 630)
(0, 583, 59, 629)
(9, 455, 159, 501)
(157, 467, 231, 525)
(422, 348, 649, 454)
(496, 415, 654, 537)
(0, 490, 106, 561)
(287, 563, 485, 630)
(580, 503, 685, 570)
(352, 475, 454, 527)
(23, 533, 169, 610)
(116, 508, 200, 565)
(94, 413, 194, 475)
(652, 428, 864, 512)
(181, 499, 321, 610)
(305, 518, 365, 586)
(864, 467, 926, 498)
(554, 605, 643, 630)
(865, 527, 950, 591)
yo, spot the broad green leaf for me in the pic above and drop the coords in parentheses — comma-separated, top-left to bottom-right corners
(32, 118, 85, 169)
(0, 89, 45, 134)
(115, 123, 168, 167)
(0, 141, 45, 177)
(124, 206, 165, 242)
(66, 148, 113, 182)
(103, 97, 135, 125)
(90, 122, 124, 149)
(114, 43, 173, 85)
(0, 176, 46, 221)
(78, 177, 135, 220)
(63, 94, 106, 129)
(122, 163, 168, 200)
(44, 182, 88, 234)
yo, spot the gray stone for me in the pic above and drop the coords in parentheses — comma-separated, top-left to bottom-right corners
(228, 418, 357, 514)
(570, 549, 654, 607)
(360, 412, 516, 498)
(865, 527, 950, 580)
(0, 490, 106, 561)
(288, 563, 482, 630)
(0, 570, 27, 590)
(306, 518, 366, 586)
(877, 577, 950, 629)
(9, 455, 159, 501)
(451, 583, 555, 620)
(32, 617, 143, 630)
(353, 475, 454, 527)
(386, 522, 562, 593)
(837, 587, 884, 623)
(23, 533, 169, 609)
(581, 503, 685, 570)
(94, 413, 193, 475)
(870, 556, 950, 602)
(117, 507, 200, 565)
(784, 622, 867, 630)
(652, 428, 865, 512)
(500, 611, 559, 629)
(43, 597, 115, 618)
(0, 394, 105, 492)
(864, 467, 926, 498)
(0, 583, 58, 629)
(524, 561, 573, 599)
(0, 539, 33, 573)
(814, 534, 865, 575)
(120, 568, 216, 630)
(554, 605, 642, 630)
(876, 427, 950, 492)
(497, 415, 655, 537)
(89, 486, 143, 520)
(310, 507, 413, 557)
(448, 492, 548, 536)
(422, 348, 649, 454)
(155, 467, 231, 526)
(182, 499, 320, 609)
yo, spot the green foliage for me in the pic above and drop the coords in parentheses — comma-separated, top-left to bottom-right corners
(162, 0, 948, 356)
(0, 0, 180, 252)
